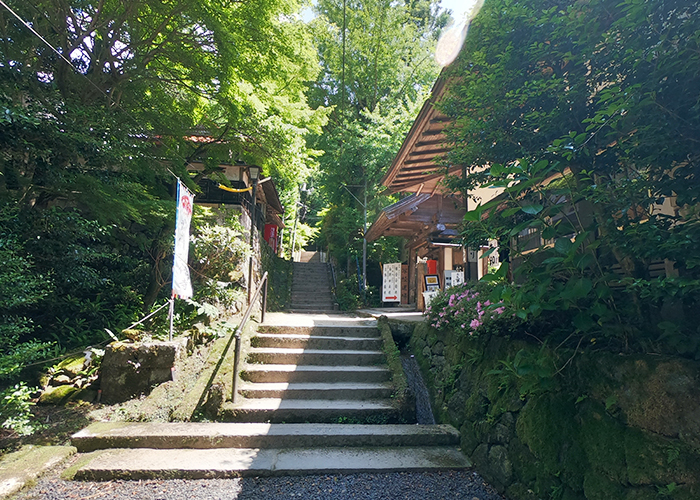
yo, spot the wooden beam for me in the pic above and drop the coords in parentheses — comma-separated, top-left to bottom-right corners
(403, 158, 442, 165)
(415, 139, 450, 148)
(408, 148, 451, 157)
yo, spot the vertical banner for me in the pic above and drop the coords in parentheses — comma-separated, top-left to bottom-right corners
(172, 180, 194, 299)
(382, 263, 402, 303)
(264, 224, 278, 253)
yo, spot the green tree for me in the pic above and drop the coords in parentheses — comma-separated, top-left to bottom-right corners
(308, 0, 448, 279)
(0, 0, 325, 372)
(441, 0, 700, 353)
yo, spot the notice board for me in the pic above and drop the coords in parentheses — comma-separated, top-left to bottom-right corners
(382, 263, 401, 302)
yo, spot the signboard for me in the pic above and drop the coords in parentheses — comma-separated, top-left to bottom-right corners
(445, 270, 464, 289)
(264, 224, 278, 253)
(382, 263, 401, 302)
(172, 180, 194, 299)
(424, 275, 440, 292)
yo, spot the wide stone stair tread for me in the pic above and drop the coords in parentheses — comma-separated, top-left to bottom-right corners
(257, 325, 380, 337)
(73, 422, 461, 451)
(219, 398, 400, 423)
(252, 333, 382, 350)
(74, 446, 471, 480)
(242, 364, 391, 383)
(240, 381, 392, 400)
(228, 398, 396, 410)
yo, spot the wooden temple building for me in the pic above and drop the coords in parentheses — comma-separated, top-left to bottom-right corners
(366, 74, 502, 309)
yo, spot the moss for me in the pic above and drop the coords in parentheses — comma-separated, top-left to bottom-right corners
(578, 401, 628, 483)
(583, 471, 626, 500)
(624, 427, 700, 486)
(508, 437, 538, 486)
(516, 392, 586, 492)
(623, 487, 657, 500)
(54, 355, 86, 377)
(38, 385, 79, 405)
(505, 482, 538, 500)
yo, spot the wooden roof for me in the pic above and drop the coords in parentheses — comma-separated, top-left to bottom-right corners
(366, 193, 464, 247)
(380, 72, 459, 194)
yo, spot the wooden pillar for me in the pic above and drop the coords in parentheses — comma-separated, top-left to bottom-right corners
(417, 260, 426, 311)
(444, 247, 453, 271)
(408, 248, 417, 306)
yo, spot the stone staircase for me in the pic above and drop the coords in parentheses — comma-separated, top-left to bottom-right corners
(289, 252, 336, 312)
(68, 260, 469, 479)
(219, 322, 399, 423)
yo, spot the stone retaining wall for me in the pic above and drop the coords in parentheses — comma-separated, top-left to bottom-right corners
(409, 322, 700, 499)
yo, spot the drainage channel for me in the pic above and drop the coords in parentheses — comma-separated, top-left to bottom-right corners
(401, 353, 436, 425)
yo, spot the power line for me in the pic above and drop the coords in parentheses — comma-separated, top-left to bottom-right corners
(0, 0, 211, 180)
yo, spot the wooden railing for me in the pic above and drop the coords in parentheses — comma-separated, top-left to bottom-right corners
(231, 271, 268, 403)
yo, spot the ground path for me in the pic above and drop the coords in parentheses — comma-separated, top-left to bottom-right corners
(5, 257, 509, 499)
(15, 466, 505, 500)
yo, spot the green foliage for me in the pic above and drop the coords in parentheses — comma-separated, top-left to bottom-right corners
(190, 216, 250, 314)
(335, 276, 360, 311)
(1, 0, 326, 371)
(441, 0, 700, 355)
(0, 383, 38, 437)
(309, 0, 447, 269)
(488, 347, 557, 399)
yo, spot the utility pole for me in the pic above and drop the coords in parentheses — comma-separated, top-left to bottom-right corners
(342, 183, 367, 299)
(246, 166, 260, 305)
(362, 177, 367, 298)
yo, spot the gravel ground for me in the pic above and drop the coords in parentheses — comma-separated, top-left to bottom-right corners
(16, 469, 506, 500)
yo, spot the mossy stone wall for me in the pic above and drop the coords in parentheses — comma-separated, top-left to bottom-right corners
(410, 322, 700, 499)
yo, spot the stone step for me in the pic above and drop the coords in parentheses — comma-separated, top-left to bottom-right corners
(241, 364, 391, 384)
(72, 423, 461, 452)
(239, 381, 393, 400)
(247, 348, 385, 366)
(218, 398, 399, 423)
(74, 446, 471, 480)
(286, 308, 337, 314)
(252, 334, 382, 350)
(288, 305, 336, 311)
(289, 298, 334, 305)
(258, 326, 380, 338)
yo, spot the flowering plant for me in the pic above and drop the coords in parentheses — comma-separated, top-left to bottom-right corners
(424, 281, 510, 335)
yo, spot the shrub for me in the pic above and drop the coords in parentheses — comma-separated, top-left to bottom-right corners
(0, 383, 38, 437)
(425, 281, 518, 335)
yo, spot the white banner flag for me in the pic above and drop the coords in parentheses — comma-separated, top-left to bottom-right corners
(172, 180, 194, 299)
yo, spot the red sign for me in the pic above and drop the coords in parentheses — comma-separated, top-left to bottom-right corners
(264, 224, 278, 253)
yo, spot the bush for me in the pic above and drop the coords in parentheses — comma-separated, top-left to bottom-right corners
(190, 218, 250, 315)
(425, 281, 520, 336)
(0, 383, 38, 437)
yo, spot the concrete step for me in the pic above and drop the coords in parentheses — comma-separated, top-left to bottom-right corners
(252, 334, 382, 350)
(247, 348, 385, 366)
(239, 381, 393, 400)
(218, 398, 399, 423)
(241, 364, 391, 384)
(74, 446, 471, 480)
(258, 325, 380, 338)
(72, 423, 460, 452)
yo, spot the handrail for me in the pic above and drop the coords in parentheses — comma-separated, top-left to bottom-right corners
(231, 271, 268, 403)
(328, 259, 337, 295)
